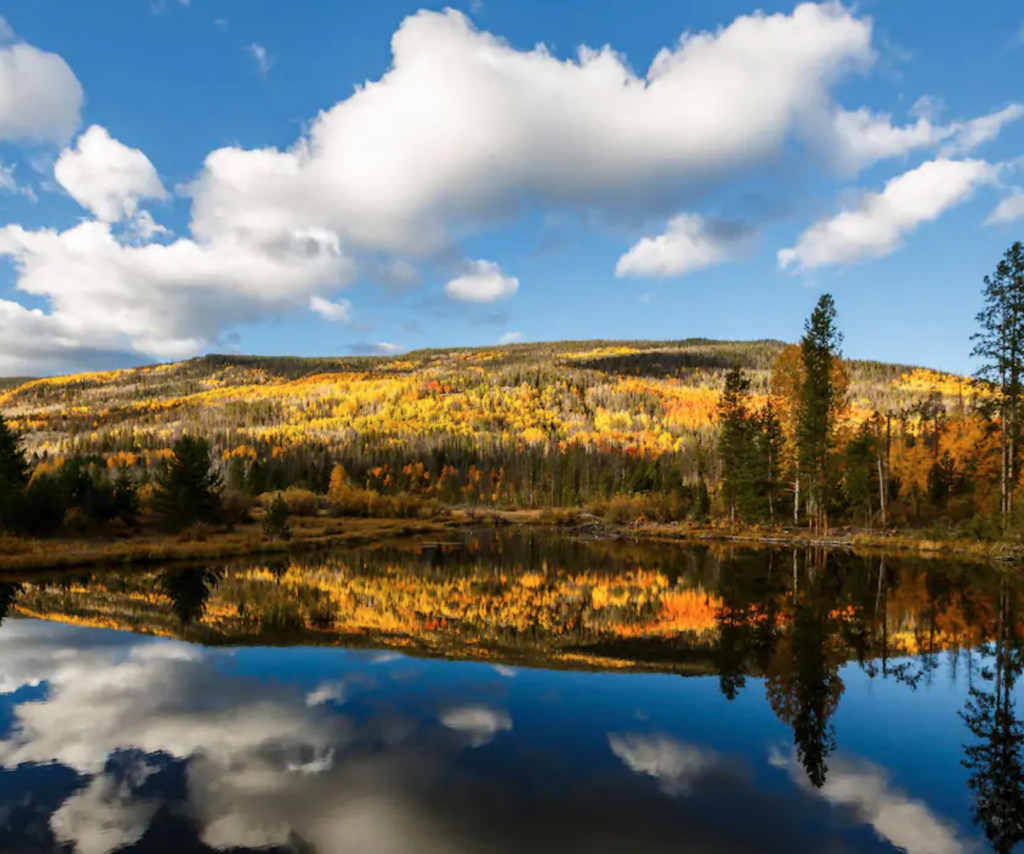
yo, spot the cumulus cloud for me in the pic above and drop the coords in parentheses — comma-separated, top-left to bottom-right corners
(187, 4, 878, 260)
(0, 214, 356, 365)
(54, 125, 169, 222)
(609, 734, 724, 796)
(497, 332, 521, 345)
(616, 214, 751, 278)
(777, 157, 997, 270)
(444, 260, 519, 303)
(0, 16, 83, 143)
(770, 748, 966, 854)
(819, 104, 1022, 173)
(310, 295, 354, 323)
(987, 190, 1024, 225)
(2, 3, 1018, 374)
(439, 705, 512, 747)
(50, 770, 159, 854)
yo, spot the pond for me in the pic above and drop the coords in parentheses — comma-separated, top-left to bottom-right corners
(0, 531, 1021, 853)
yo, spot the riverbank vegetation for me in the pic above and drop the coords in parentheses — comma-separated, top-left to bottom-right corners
(1, 242, 1023, 558)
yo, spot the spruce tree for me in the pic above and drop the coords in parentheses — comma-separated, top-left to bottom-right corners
(757, 398, 785, 524)
(718, 367, 757, 522)
(971, 242, 1024, 525)
(263, 492, 293, 540)
(0, 413, 29, 490)
(155, 435, 223, 531)
(798, 294, 844, 533)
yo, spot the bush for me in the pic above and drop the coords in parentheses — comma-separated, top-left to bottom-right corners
(220, 489, 256, 527)
(960, 514, 1002, 543)
(258, 487, 319, 516)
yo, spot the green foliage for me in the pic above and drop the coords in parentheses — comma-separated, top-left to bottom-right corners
(155, 436, 223, 531)
(798, 294, 844, 530)
(263, 493, 293, 540)
(8, 475, 67, 537)
(0, 415, 30, 532)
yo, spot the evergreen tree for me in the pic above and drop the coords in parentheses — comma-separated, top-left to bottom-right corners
(798, 294, 844, 533)
(0, 414, 29, 489)
(718, 367, 758, 522)
(158, 567, 224, 628)
(757, 399, 785, 524)
(928, 451, 957, 506)
(263, 492, 293, 540)
(155, 435, 223, 531)
(0, 582, 23, 629)
(971, 242, 1024, 525)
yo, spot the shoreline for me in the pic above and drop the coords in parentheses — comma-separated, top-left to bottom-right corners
(1, 510, 1019, 573)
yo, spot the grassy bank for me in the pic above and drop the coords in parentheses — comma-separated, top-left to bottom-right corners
(0, 516, 453, 573)
(1, 507, 1018, 573)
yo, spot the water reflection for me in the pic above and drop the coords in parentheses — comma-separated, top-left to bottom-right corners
(0, 533, 1021, 852)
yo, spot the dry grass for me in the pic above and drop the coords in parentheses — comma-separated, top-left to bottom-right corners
(0, 517, 449, 573)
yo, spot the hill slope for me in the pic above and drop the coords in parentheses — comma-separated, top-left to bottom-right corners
(0, 338, 967, 511)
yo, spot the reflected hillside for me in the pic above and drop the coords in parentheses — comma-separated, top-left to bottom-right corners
(4, 533, 1020, 676)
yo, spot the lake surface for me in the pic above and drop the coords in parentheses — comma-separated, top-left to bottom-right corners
(0, 531, 1022, 853)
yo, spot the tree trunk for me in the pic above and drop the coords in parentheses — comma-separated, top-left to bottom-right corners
(877, 454, 886, 528)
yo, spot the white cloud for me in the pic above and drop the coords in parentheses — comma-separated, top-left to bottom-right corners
(819, 103, 1022, 173)
(609, 734, 721, 796)
(310, 295, 354, 323)
(942, 105, 1024, 156)
(616, 213, 749, 278)
(770, 749, 966, 854)
(50, 771, 159, 854)
(497, 331, 521, 345)
(0, 17, 83, 143)
(492, 664, 516, 677)
(188, 4, 877, 258)
(639, 291, 656, 303)
(247, 43, 274, 76)
(0, 218, 355, 367)
(909, 95, 944, 122)
(2, 3, 1017, 374)
(306, 681, 347, 706)
(439, 705, 512, 747)
(777, 157, 998, 270)
(54, 125, 169, 223)
(987, 191, 1024, 224)
(444, 260, 518, 303)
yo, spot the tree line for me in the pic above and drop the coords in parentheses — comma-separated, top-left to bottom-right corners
(1, 241, 1023, 539)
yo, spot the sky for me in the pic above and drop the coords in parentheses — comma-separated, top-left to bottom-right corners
(0, 0, 1021, 378)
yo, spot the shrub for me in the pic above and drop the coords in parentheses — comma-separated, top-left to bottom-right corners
(220, 489, 256, 527)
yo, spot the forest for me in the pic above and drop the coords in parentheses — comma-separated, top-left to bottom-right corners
(0, 242, 1022, 546)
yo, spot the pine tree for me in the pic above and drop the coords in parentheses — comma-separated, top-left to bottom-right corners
(798, 294, 844, 533)
(155, 435, 223, 531)
(0, 413, 29, 494)
(718, 367, 759, 522)
(972, 242, 1024, 526)
(263, 492, 293, 540)
(757, 398, 785, 524)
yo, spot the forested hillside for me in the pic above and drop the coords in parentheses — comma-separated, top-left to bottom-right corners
(0, 335, 978, 530)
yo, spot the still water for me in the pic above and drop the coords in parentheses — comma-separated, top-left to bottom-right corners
(0, 531, 1021, 853)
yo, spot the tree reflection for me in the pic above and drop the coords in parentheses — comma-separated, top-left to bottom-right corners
(158, 566, 224, 628)
(0, 582, 23, 629)
(764, 551, 844, 788)
(960, 576, 1024, 853)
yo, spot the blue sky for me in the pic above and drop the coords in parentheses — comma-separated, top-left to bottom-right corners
(0, 0, 1021, 377)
